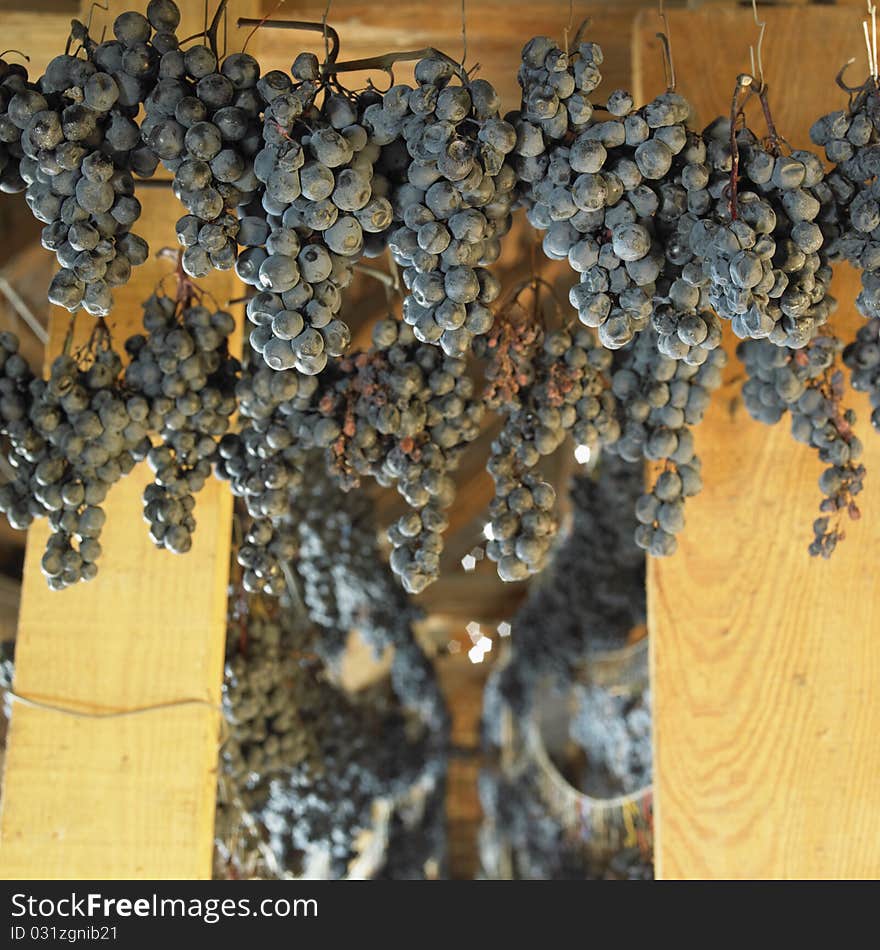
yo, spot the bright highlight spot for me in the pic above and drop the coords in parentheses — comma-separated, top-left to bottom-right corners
(461, 554, 477, 572)
(483, 522, 494, 541)
(497, 621, 511, 638)
(575, 444, 592, 465)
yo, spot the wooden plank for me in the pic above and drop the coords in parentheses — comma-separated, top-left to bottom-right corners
(0, 5, 247, 879)
(634, 6, 880, 879)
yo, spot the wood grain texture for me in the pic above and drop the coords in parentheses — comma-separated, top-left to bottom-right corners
(0, 5, 249, 880)
(634, 7, 880, 880)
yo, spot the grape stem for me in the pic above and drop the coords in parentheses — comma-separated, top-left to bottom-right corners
(61, 312, 78, 357)
(235, 17, 341, 66)
(757, 86, 785, 156)
(178, 0, 229, 58)
(325, 49, 469, 85)
(728, 74, 752, 221)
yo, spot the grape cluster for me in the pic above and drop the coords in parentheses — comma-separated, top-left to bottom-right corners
(688, 119, 837, 348)
(739, 335, 865, 556)
(244, 72, 390, 374)
(0, 56, 30, 194)
(215, 352, 315, 597)
(513, 32, 839, 362)
(253, 638, 440, 876)
(294, 475, 422, 663)
(811, 85, 880, 321)
(0, 326, 155, 588)
(140, 5, 263, 281)
(812, 84, 880, 424)
(844, 317, 880, 431)
(606, 327, 725, 556)
(261, 694, 425, 877)
(0, 331, 38, 532)
(366, 56, 515, 356)
(220, 595, 323, 802)
(217, 534, 447, 879)
(124, 288, 239, 554)
(10, 8, 169, 314)
(512, 33, 695, 351)
(479, 314, 619, 581)
(636, 126, 723, 365)
(218, 314, 481, 595)
(495, 455, 646, 716)
(270, 317, 484, 593)
(569, 684, 652, 796)
(0, 255, 247, 588)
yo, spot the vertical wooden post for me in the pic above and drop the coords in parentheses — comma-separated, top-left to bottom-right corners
(635, 7, 880, 879)
(0, 6, 244, 878)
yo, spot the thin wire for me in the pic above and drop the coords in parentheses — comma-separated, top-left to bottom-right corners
(749, 0, 766, 91)
(84, 0, 109, 36)
(563, 0, 574, 57)
(241, 0, 286, 53)
(866, 1, 879, 80)
(461, 0, 467, 68)
(656, 0, 676, 93)
(323, 0, 333, 64)
(869, 0, 877, 79)
(3, 686, 227, 743)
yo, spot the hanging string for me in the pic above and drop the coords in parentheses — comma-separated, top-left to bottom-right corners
(241, 0, 287, 54)
(2, 687, 228, 744)
(461, 0, 468, 69)
(562, 0, 574, 57)
(322, 0, 333, 65)
(656, 0, 676, 92)
(749, 0, 766, 92)
(864, 1, 879, 81)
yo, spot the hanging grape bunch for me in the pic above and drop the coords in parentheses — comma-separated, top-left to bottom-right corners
(476, 281, 620, 581)
(0, 53, 31, 194)
(687, 80, 838, 350)
(124, 256, 240, 555)
(243, 38, 397, 375)
(512, 31, 697, 353)
(227, 311, 484, 594)
(366, 53, 516, 357)
(215, 333, 323, 598)
(139, 1, 265, 283)
(5, 7, 170, 315)
(0, 321, 155, 589)
(608, 327, 726, 557)
(812, 62, 880, 433)
(740, 335, 865, 557)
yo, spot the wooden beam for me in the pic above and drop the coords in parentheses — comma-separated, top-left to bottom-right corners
(0, 5, 246, 880)
(635, 6, 880, 879)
